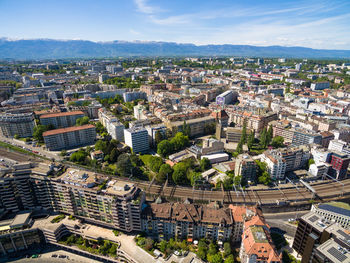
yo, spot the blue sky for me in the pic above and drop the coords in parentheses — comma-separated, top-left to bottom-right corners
(0, 0, 349, 49)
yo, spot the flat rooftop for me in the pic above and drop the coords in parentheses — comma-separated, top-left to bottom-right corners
(43, 124, 95, 136)
(40, 110, 84, 119)
(105, 180, 136, 196)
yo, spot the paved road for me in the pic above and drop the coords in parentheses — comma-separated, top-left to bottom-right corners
(0, 136, 62, 161)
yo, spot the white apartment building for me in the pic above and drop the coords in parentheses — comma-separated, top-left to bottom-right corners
(98, 108, 125, 142)
(124, 127, 149, 154)
(261, 151, 286, 180)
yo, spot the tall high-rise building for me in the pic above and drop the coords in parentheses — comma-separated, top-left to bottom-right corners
(124, 127, 149, 154)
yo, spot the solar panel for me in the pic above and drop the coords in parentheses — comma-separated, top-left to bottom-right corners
(327, 247, 347, 262)
(337, 230, 350, 240)
(309, 215, 319, 222)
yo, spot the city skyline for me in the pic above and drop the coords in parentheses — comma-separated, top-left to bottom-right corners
(1, 0, 350, 50)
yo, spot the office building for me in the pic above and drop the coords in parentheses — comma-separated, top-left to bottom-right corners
(40, 111, 85, 128)
(98, 108, 125, 142)
(43, 124, 96, 151)
(328, 152, 350, 179)
(106, 65, 123, 74)
(124, 127, 149, 154)
(0, 112, 35, 138)
(293, 211, 350, 263)
(311, 202, 350, 229)
(311, 82, 330, 91)
(279, 145, 310, 172)
(235, 154, 257, 183)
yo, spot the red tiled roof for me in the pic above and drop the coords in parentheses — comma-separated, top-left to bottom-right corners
(40, 111, 85, 119)
(43, 124, 95, 136)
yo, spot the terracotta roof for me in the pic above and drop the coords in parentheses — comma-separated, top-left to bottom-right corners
(40, 111, 85, 119)
(43, 124, 95, 136)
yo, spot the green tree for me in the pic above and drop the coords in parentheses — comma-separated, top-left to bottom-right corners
(170, 132, 189, 151)
(172, 162, 189, 184)
(258, 171, 271, 185)
(241, 119, 247, 143)
(247, 130, 255, 150)
(259, 127, 268, 149)
(308, 158, 315, 169)
(14, 134, 20, 139)
(95, 140, 108, 154)
(271, 136, 284, 148)
(182, 120, 191, 137)
(109, 148, 119, 163)
(76, 116, 90, 126)
(158, 164, 173, 182)
(236, 137, 244, 154)
(224, 255, 235, 263)
(267, 125, 273, 145)
(154, 131, 163, 146)
(33, 124, 54, 142)
(208, 253, 223, 263)
(200, 157, 211, 171)
(70, 149, 88, 164)
(60, 150, 67, 157)
(157, 140, 173, 157)
(159, 240, 167, 253)
(116, 154, 133, 176)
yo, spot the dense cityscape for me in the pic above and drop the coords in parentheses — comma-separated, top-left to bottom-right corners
(0, 56, 349, 263)
(1, 0, 350, 262)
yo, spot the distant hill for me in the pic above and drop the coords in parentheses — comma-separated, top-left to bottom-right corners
(1, 38, 350, 59)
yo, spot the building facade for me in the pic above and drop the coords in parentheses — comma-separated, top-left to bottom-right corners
(0, 112, 35, 138)
(124, 127, 149, 154)
(40, 111, 85, 128)
(43, 124, 96, 151)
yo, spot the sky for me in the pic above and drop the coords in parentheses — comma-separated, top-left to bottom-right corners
(0, 0, 350, 49)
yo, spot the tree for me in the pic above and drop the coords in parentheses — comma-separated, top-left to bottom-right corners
(241, 119, 247, 143)
(154, 131, 163, 146)
(236, 137, 244, 154)
(76, 116, 90, 126)
(60, 150, 67, 157)
(267, 125, 273, 145)
(170, 132, 189, 151)
(200, 157, 211, 171)
(70, 149, 88, 164)
(33, 124, 53, 142)
(14, 134, 19, 139)
(116, 154, 133, 176)
(247, 130, 255, 150)
(308, 158, 315, 169)
(157, 140, 173, 157)
(159, 240, 167, 253)
(144, 238, 154, 251)
(182, 120, 191, 137)
(109, 148, 119, 163)
(207, 253, 223, 263)
(158, 164, 173, 182)
(259, 171, 271, 185)
(259, 127, 268, 149)
(271, 136, 284, 148)
(172, 162, 189, 184)
(224, 255, 235, 263)
(197, 247, 207, 260)
(208, 242, 218, 255)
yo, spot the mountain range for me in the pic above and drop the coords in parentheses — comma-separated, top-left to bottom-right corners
(1, 38, 350, 59)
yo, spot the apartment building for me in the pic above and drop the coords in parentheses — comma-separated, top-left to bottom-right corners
(0, 165, 144, 233)
(310, 82, 330, 91)
(43, 124, 96, 151)
(328, 152, 350, 179)
(40, 111, 85, 128)
(124, 127, 149, 154)
(98, 108, 125, 142)
(261, 150, 286, 180)
(0, 112, 35, 138)
(311, 202, 350, 229)
(235, 154, 257, 183)
(141, 202, 233, 244)
(279, 146, 310, 172)
(216, 90, 235, 105)
(293, 211, 350, 263)
(228, 110, 277, 132)
(146, 125, 167, 147)
(239, 214, 281, 263)
(123, 91, 147, 102)
(168, 116, 216, 137)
